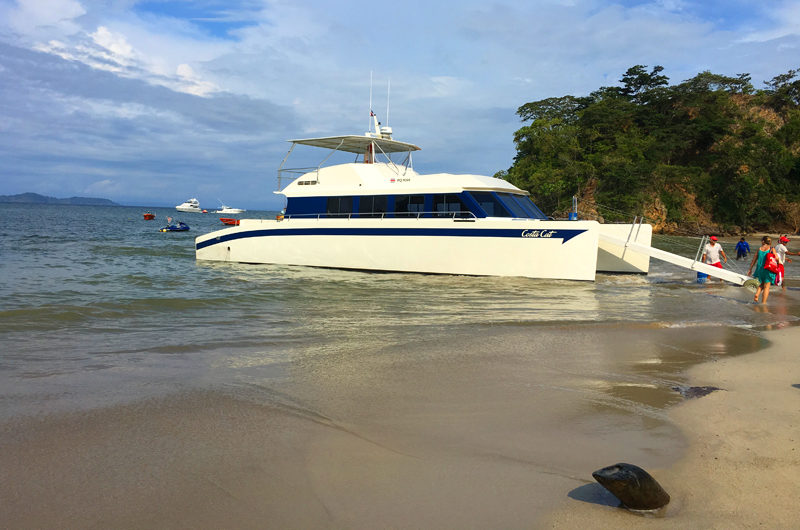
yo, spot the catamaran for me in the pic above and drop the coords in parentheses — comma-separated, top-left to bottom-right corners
(196, 113, 656, 280)
(195, 112, 752, 284)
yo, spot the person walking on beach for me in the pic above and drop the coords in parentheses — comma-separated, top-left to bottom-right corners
(748, 236, 778, 303)
(735, 237, 750, 260)
(774, 236, 797, 290)
(702, 236, 728, 283)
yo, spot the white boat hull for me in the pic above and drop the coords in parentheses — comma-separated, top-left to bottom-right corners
(596, 223, 653, 274)
(196, 218, 602, 280)
(176, 198, 201, 212)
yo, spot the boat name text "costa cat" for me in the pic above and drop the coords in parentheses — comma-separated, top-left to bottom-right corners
(521, 229, 556, 238)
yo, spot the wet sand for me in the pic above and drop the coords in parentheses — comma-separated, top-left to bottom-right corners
(544, 324, 800, 527)
(0, 324, 793, 528)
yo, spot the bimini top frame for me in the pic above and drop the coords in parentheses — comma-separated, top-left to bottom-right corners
(276, 134, 422, 192)
(290, 135, 420, 154)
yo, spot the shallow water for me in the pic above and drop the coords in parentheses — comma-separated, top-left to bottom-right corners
(1, 203, 798, 417)
(1, 203, 799, 526)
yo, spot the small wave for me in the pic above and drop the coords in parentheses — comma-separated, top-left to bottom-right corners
(0, 305, 97, 330)
(101, 245, 192, 258)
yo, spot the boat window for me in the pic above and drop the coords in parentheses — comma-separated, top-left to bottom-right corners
(508, 195, 538, 218)
(468, 192, 512, 217)
(495, 193, 530, 218)
(359, 195, 388, 218)
(512, 194, 548, 219)
(394, 194, 426, 217)
(286, 197, 326, 215)
(326, 196, 354, 217)
(433, 194, 469, 218)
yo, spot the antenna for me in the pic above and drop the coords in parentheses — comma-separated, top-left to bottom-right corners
(368, 71, 373, 133)
(378, 79, 393, 139)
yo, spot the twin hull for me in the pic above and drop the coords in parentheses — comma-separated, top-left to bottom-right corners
(196, 218, 651, 280)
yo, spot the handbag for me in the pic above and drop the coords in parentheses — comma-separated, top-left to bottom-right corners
(764, 252, 779, 273)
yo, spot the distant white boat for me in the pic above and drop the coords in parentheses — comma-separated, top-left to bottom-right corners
(176, 198, 201, 213)
(215, 202, 245, 214)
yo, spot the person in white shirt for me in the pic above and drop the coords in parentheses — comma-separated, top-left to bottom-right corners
(774, 235, 797, 290)
(702, 236, 728, 283)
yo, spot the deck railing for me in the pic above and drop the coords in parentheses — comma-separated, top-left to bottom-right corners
(277, 167, 319, 191)
(283, 210, 477, 220)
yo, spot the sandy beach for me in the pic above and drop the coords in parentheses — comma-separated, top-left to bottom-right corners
(544, 323, 800, 528)
(2, 321, 797, 528)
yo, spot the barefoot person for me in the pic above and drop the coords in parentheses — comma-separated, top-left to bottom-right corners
(748, 236, 778, 303)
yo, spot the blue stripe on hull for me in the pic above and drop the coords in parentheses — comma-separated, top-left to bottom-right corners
(196, 227, 587, 251)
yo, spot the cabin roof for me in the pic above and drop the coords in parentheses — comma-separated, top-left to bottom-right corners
(279, 163, 526, 197)
(289, 135, 421, 154)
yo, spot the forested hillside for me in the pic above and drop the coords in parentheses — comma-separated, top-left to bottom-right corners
(501, 65, 800, 234)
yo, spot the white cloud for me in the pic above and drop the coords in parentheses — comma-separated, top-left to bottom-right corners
(429, 76, 472, 98)
(7, 0, 86, 36)
(740, 2, 800, 42)
(33, 24, 222, 97)
(175, 63, 219, 96)
(83, 178, 120, 195)
(90, 26, 135, 64)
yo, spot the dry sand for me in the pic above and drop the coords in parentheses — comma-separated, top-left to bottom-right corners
(543, 324, 800, 528)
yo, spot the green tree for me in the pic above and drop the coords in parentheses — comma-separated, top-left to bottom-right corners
(506, 65, 800, 231)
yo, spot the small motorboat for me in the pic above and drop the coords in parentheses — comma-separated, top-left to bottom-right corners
(220, 217, 240, 226)
(143, 212, 156, 220)
(160, 219, 190, 232)
(216, 205, 245, 214)
(215, 200, 245, 214)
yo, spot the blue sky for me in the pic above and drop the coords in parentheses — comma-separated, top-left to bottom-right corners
(1, 0, 799, 209)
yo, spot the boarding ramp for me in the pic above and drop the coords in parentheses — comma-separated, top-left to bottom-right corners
(599, 232, 752, 286)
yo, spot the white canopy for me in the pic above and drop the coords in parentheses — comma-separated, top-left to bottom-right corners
(289, 135, 421, 154)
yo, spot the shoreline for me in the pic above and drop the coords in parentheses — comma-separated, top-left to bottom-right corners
(543, 323, 800, 527)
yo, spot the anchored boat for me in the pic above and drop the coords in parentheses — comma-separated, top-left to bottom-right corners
(215, 201, 245, 214)
(195, 112, 666, 281)
(176, 198, 201, 213)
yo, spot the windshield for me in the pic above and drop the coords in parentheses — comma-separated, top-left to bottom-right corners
(468, 192, 512, 217)
(495, 193, 548, 219)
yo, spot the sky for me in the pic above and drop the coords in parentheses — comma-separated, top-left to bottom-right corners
(1, 0, 799, 210)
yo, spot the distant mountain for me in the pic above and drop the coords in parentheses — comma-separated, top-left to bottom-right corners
(0, 192, 119, 206)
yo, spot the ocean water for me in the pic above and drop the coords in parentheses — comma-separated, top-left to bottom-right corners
(3, 203, 800, 526)
(1, 203, 798, 419)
